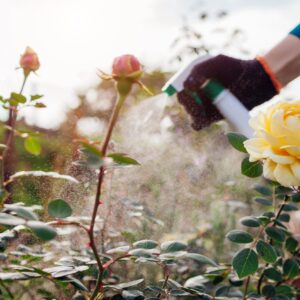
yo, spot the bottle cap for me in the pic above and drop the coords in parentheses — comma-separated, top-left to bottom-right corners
(201, 79, 225, 101)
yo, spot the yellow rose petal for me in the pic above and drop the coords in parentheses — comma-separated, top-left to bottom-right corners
(290, 162, 300, 181)
(246, 100, 300, 186)
(273, 164, 300, 187)
(270, 109, 287, 137)
(263, 159, 276, 181)
(286, 115, 300, 133)
(249, 112, 268, 133)
(260, 131, 281, 148)
(265, 149, 295, 165)
(244, 138, 269, 161)
(280, 145, 300, 157)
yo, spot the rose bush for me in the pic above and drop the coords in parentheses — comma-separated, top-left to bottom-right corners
(0, 50, 299, 300)
(244, 100, 300, 186)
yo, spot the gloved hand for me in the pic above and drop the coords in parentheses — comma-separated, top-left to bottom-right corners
(177, 54, 278, 130)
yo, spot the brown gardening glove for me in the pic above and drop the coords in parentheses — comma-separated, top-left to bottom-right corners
(177, 54, 278, 130)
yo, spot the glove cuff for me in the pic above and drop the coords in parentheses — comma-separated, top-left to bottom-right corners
(256, 55, 283, 93)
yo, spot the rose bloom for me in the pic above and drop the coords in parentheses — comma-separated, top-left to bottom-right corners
(244, 100, 300, 187)
(20, 47, 40, 73)
(112, 54, 141, 77)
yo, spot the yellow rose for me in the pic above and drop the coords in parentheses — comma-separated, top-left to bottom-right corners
(244, 100, 300, 187)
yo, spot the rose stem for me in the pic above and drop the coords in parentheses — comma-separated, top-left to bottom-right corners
(89, 93, 127, 299)
(1, 74, 28, 195)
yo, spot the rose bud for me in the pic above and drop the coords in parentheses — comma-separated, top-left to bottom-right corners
(112, 54, 142, 78)
(20, 47, 40, 75)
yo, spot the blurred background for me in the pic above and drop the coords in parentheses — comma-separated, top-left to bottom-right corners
(1, 0, 300, 261)
(1, 0, 300, 129)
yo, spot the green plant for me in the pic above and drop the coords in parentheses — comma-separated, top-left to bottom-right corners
(0, 50, 299, 300)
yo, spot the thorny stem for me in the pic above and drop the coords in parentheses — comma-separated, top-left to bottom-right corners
(157, 265, 170, 299)
(274, 195, 288, 222)
(256, 195, 288, 294)
(243, 276, 251, 300)
(100, 171, 114, 253)
(0, 279, 14, 299)
(89, 93, 127, 300)
(49, 220, 90, 234)
(1, 74, 28, 192)
(103, 254, 132, 270)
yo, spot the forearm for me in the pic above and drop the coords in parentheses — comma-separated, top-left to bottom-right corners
(264, 28, 300, 86)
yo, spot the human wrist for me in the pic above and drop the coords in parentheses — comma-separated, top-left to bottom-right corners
(263, 35, 300, 86)
(256, 56, 282, 93)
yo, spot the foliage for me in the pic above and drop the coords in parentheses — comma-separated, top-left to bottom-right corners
(0, 56, 299, 300)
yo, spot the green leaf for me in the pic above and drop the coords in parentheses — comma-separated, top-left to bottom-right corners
(48, 199, 72, 219)
(257, 216, 271, 226)
(241, 158, 263, 178)
(275, 186, 293, 195)
(254, 197, 272, 206)
(80, 142, 102, 157)
(0, 213, 26, 226)
(232, 248, 258, 278)
(262, 285, 276, 297)
(106, 245, 130, 254)
(240, 216, 260, 228)
(285, 237, 298, 253)
(264, 211, 275, 219)
(106, 279, 144, 290)
(264, 267, 282, 282)
(34, 102, 46, 108)
(282, 203, 298, 211)
(108, 153, 140, 166)
(122, 290, 144, 299)
(184, 275, 206, 291)
(226, 132, 247, 153)
(254, 185, 272, 196)
(24, 136, 41, 156)
(226, 230, 253, 244)
(10, 92, 26, 104)
(265, 227, 286, 243)
(275, 285, 293, 298)
(170, 290, 190, 297)
(160, 240, 187, 252)
(278, 213, 290, 223)
(228, 277, 244, 287)
(166, 279, 182, 288)
(291, 193, 300, 203)
(256, 240, 277, 263)
(133, 240, 158, 249)
(184, 253, 218, 266)
(215, 286, 230, 297)
(128, 249, 152, 258)
(61, 276, 88, 292)
(30, 94, 44, 101)
(0, 189, 9, 204)
(27, 221, 57, 241)
(283, 259, 300, 279)
(4, 204, 38, 221)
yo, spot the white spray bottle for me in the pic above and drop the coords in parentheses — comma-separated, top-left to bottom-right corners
(162, 55, 253, 138)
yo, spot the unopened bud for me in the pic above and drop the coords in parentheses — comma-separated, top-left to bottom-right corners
(20, 47, 40, 75)
(112, 54, 141, 78)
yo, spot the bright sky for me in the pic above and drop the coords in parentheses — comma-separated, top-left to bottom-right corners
(1, 0, 300, 128)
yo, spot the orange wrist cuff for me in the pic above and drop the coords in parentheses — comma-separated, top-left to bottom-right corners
(256, 55, 282, 93)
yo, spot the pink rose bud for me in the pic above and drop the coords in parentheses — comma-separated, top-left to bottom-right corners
(112, 54, 141, 77)
(20, 47, 40, 74)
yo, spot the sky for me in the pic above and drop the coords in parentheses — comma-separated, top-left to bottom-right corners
(1, 0, 300, 129)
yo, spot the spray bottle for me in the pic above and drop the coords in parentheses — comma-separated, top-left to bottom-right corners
(162, 55, 253, 138)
